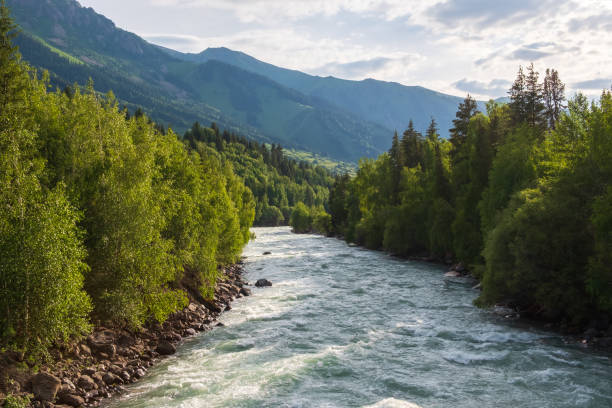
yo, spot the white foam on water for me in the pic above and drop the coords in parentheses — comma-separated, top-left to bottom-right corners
(362, 398, 423, 408)
(441, 349, 510, 365)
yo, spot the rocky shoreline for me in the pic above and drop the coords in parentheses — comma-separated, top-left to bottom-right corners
(0, 263, 253, 408)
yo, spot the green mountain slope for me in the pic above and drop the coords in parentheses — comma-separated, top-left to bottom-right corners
(168, 47, 485, 136)
(181, 60, 388, 159)
(7, 0, 392, 161)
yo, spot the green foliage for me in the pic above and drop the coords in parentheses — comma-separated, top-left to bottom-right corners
(183, 122, 333, 228)
(290, 203, 313, 233)
(311, 207, 332, 236)
(478, 90, 612, 325)
(328, 66, 612, 328)
(0, 4, 256, 358)
(0, 5, 91, 355)
(4, 393, 31, 408)
(259, 205, 285, 226)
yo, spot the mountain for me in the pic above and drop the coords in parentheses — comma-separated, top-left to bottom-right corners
(6, 0, 484, 162)
(165, 47, 483, 137)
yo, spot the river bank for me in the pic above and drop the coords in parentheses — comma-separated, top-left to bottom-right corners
(0, 263, 252, 408)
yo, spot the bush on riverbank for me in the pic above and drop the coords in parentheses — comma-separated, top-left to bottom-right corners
(289, 203, 332, 235)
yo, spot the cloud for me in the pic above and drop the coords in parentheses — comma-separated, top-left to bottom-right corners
(571, 78, 611, 90)
(428, 0, 563, 27)
(313, 54, 422, 79)
(316, 57, 394, 77)
(144, 33, 202, 45)
(147, 0, 420, 23)
(453, 78, 511, 97)
(523, 41, 556, 50)
(568, 12, 612, 32)
(509, 48, 552, 61)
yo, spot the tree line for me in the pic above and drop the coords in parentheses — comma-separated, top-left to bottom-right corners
(328, 63, 612, 331)
(0, 6, 254, 358)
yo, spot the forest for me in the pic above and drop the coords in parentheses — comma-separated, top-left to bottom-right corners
(183, 123, 333, 228)
(0, 3, 328, 362)
(327, 64, 612, 331)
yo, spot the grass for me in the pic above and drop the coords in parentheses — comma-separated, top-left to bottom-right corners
(284, 148, 357, 175)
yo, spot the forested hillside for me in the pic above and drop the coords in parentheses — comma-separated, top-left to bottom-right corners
(183, 122, 333, 227)
(5, 0, 392, 162)
(328, 64, 612, 331)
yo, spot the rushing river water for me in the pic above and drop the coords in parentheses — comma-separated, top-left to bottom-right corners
(108, 227, 612, 408)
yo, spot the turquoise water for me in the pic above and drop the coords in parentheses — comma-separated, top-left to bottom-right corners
(108, 227, 612, 408)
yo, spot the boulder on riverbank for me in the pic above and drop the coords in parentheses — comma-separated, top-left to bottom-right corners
(255, 279, 272, 287)
(156, 340, 177, 356)
(31, 372, 61, 401)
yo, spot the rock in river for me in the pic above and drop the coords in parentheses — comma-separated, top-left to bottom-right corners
(255, 279, 272, 287)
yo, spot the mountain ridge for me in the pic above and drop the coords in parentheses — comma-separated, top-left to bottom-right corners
(6, 0, 493, 162)
(162, 46, 485, 136)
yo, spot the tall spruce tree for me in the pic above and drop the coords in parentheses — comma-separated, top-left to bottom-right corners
(543, 68, 566, 130)
(400, 120, 424, 168)
(426, 117, 439, 142)
(524, 63, 546, 129)
(509, 66, 527, 125)
(389, 131, 402, 203)
(449, 94, 479, 156)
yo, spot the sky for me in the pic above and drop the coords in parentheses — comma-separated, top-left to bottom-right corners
(77, 0, 612, 100)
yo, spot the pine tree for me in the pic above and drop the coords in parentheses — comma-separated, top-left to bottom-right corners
(524, 63, 545, 129)
(400, 120, 424, 168)
(426, 117, 439, 142)
(543, 68, 566, 130)
(389, 131, 402, 203)
(508, 66, 527, 125)
(449, 94, 479, 155)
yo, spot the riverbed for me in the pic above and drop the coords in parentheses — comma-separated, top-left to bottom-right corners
(107, 227, 612, 407)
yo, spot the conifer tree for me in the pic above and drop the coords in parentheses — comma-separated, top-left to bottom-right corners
(543, 68, 566, 130)
(524, 63, 545, 129)
(400, 120, 424, 168)
(389, 131, 402, 203)
(509, 66, 527, 125)
(426, 117, 439, 142)
(449, 94, 479, 156)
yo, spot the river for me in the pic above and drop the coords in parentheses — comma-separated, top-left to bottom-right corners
(107, 227, 612, 408)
